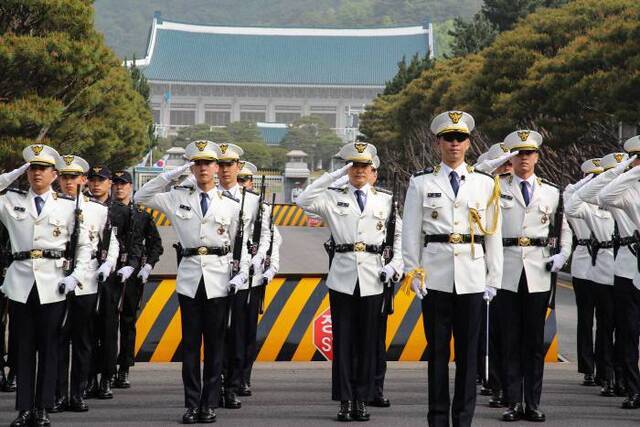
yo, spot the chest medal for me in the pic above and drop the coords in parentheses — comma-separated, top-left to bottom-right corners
(53, 227, 61, 238)
(217, 226, 225, 235)
(376, 221, 384, 231)
(431, 211, 438, 219)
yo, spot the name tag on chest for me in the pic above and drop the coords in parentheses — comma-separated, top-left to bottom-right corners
(337, 202, 349, 207)
(14, 206, 26, 212)
(179, 204, 191, 211)
(427, 193, 441, 198)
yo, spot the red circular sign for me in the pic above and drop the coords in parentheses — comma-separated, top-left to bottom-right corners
(313, 307, 333, 361)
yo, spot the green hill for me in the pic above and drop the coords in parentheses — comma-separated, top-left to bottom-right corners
(93, 0, 481, 58)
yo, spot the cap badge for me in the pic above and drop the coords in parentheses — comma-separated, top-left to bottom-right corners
(63, 155, 74, 166)
(219, 144, 228, 154)
(354, 142, 367, 154)
(238, 161, 245, 169)
(195, 140, 207, 152)
(614, 153, 624, 162)
(448, 111, 463, 124)
(592, 159, 600, 167)
(517, 131, 530, 142)
(115, 172, 124, 177)
(31, 145, 44, 156)
(92, 167, 102, 174)
(500, 143, 509, 153)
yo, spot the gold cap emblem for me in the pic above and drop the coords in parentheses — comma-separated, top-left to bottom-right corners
(194, 140, 208, 152)
(63, 155, 74, 166)
(448, 111, 463, 124)
(31, 145, 44, 156)
(592, 159, 600, 167)
(500, 143, 509, 153)
(517, 131, 530, 142)
(354, 142, 367, 153)
(238, 160, 246, 169)
(219, 144, 228, 154)
(614, 153, 624, 162)
(115, 171, 124, 177)
(92, 167, 102, 174)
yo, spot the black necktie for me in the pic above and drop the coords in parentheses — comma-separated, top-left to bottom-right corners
(520, 181, 530, 206)
(449, 171, 460, 197)
(355, 190, 365, 212)
(200, 193, 209, 216)
(34, 196, 44, 216)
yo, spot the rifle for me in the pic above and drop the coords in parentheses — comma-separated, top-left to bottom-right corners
(380, 174, 398, 315)
(246, 176, 266, 305)
(94, 223, 116, 315)
(117, 203, 136, 313)
(228, 188, 246, 329)
(60, 185, 83, 328)
(545, 190, 564, 309)
(259, 193, 277, 314)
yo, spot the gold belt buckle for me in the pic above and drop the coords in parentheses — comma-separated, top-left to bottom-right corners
(449, 233, 463, 244)
(30, 249, 43, 259)
(518, 236, 531, 247)
(354, 242, 366, 252)
(197, 246, 208, 256)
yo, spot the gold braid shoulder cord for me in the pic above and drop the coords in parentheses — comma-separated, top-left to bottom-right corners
(401, 175, 501, 294)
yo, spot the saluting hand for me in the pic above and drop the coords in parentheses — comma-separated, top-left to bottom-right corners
(160, 161, 195, 182)
(329, 162, 353, 180)
(0, 163, 30, 189)
(615, 155, 637, 173)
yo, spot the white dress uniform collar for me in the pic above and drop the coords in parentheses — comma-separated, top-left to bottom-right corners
(513, 173, 536, 198)
(440, 162, 468, 184)
(347, 182, 370, 196)
(29, 188, 52, 203)
(216, 183, 241, 198)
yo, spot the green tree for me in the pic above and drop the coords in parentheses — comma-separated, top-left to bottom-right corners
(481, 0, 567, 31)
(0, 0, 151, 169)
(282, 116, 343, 171)
(448, 14, 498, 56)
(384, 53, 434, 95)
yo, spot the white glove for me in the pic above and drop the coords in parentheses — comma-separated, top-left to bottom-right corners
(160, 162, 194, 182)
(331, 175, 349, 188)
(411, 277, 427, 300)
(379, 264, 396, 283)
(546, 253, 567, 273)
(483, 286, 498, 302)
(484, 151, 519, 173)
(0, 163, 30, 189)
(229, 272, 247, 291)
(329, 162, 353, 180)
(615, 154, 637, 173)
(262, 267, 276, 284)
(251, 254, 264, 273)
(572, 174, 594, 191)
(96, 260, 113, 282)
(117, 266, 135, 282)
(137, 263, 153, 283)
(59, 275, 79, 294)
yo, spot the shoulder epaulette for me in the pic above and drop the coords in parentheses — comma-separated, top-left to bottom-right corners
(173, 185, 195, 191)
(413, 167, 434, 177)
(6, 187, 27, 196)
(89, 197, 106, 206)
(541, 178, 559, 189)
(374, 187, 392, 195)
(55, 192, 74, 201)
(222, 192, 240, 203)
(499, 172, 511, 178)
(328, 186, 348, 193)
(474, 170, 494, 180)
(244, 188, 259, 196)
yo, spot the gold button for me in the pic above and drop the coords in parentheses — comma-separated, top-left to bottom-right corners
(454, 252, 458, 256)
(454, 221, 459, 225)
(454, 202, 459, 208)
(523, 225, 527, 229)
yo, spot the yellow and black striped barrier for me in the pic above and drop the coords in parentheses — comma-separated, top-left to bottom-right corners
(146, 204, 323, 227)
(134, 278, 558, 362)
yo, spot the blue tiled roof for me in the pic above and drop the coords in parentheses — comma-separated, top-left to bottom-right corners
(140, 19, 430, 86)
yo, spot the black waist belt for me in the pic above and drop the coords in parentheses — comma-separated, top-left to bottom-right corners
(576, 239, 590, 246)
(593, 240, 615, 249)
(181, 246, 231, 257)
(12, 249, 65, 261)
(424, 234, 484, 245)
(619, 236, 640, 247)
(503, 237, 548, 247)
(334, 243, 382, 254)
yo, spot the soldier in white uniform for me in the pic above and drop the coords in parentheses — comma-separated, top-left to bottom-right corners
(236, 160, 283, 397)
(0, 145, 92, 427)
(52, 155, 119, 413)
(296, 141, 402, 422)
(498, 131, 572, 422)
(402, 111, 503, 427)
(597, 143, 640, 409)
(213, 144, 271, 408)
(474, 142, 518, 175)
(565, 159, 618, 396)
(134, 140, 249, 424)
(563, 159, 604, 388)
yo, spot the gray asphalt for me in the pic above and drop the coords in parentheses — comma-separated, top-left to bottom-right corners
(2, 283, 639, 426)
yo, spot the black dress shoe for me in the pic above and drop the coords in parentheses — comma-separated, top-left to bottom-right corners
(488, 391, 504, 408)
(502, 403, 524, 422)
(600, 381, 616, 397)
(369, 395, 390, 407)
(3, 369, 16, 392)
(224, 391, 241, 409)
(198, 407, 216, 423)
(182, 407, 199, 424)
(113, 369, 131, 389)
(615, 383, 627, 397)
(582, 373, 596, 386)
(69, 396, 89, 412)
(479, 383, 493, 396)
(84, 376, 98, 399)
(49, 396, 68, 413)
(352, 400, 370, 421)
(621, 394, 640, 409)
(337, 401, 353, 422)
(9, 410, 32, 427)
(525, 406, 546, 422)
(238, 382, 252, 397)
(98, 377, 113, 399)
(34, 408, 50, 427)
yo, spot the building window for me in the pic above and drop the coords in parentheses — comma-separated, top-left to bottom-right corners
(152, 109, 160, 124)
(205, 111, 231, 126)
(170, 110, 196, 126)
(240, 111, 266, 122)
(275, 112, 301, 124)
(311, 113, 337, 128)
